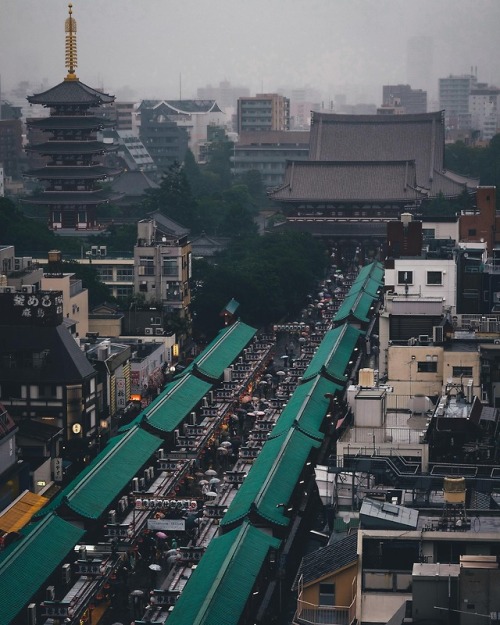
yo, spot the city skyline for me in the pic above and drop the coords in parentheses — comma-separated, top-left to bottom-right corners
(1, 0, 500, 106)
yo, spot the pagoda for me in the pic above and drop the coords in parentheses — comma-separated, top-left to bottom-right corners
(23, 3, 121, 231)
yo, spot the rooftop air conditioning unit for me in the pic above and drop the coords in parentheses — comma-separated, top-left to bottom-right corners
(433, 326, 444, 343)
(61, 563, 72, 585)
(145, 328, 153, 335)
(155, 327, 164, 335)
(21, 285, 35, 294)
(0, 286, 14, 293)
(419, 334, 430, 344)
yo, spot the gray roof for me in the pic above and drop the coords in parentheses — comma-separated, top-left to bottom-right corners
(0, 325, 96, 383)
(270, 160, 425, 202)
(360, 499, 419, 530)
(111, 171, 159, 196)
(237, 130, 310, 146)
(27, 80, 115, 106)
(148, 211, 190, 238)
(292, 532, 358, 589)
(309, 111, 445, 188)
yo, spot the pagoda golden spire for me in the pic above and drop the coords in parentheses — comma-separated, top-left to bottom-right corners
(64, 3, 78, 81)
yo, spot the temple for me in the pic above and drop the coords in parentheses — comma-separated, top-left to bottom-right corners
(269, 111, 479, 244)
(23, 3, 122, 232)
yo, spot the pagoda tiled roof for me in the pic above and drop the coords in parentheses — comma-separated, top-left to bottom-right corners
(25, 189, 120, 206)
(270, 160, 426, 202)
(309, 111, 446, 189)
(27, 79, 114, 106)
(27, 116, 114, 131)
(25, 140, 118, 155)
(25, 165, 121, 180)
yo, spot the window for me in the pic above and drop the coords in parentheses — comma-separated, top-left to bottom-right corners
(117, 267, 133, 281)
(97, 267, 113, 281)
(452, 366, 473, 377)
(139, 281, 148, 292)
(139, 256, 155, 276)
(397, 271, 413, 285)
(468, 229, 477, 236)
(427, 271, 442, 285)
(116, 286, 133, 299)
(418, 361, 437, 373)
(162, 259, 178, 276)
(319, 583, 335, 606)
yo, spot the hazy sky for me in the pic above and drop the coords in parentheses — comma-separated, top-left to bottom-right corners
(1, 0, 499, 105)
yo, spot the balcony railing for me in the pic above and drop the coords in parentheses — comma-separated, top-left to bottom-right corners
(294, 596, 356, 625)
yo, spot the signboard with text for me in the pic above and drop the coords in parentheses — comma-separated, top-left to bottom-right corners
(0, 291, 63, 326)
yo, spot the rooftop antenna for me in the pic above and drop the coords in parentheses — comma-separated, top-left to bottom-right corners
(64, 3, 78, 81)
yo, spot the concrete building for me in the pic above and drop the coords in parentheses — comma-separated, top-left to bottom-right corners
(439, 73, 477, 139)
(231, 130, 309, 189)
(469, 86, 500, 141)
(236, 93, 290, 134)
(382, 84, 427, 114)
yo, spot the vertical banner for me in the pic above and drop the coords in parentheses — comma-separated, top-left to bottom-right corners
(116, 377, 127, 409)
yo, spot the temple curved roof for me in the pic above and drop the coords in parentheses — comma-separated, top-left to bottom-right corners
(27, 116, 114, 131)
(24, 190, 121, 206)
(27, 79, 114, 106)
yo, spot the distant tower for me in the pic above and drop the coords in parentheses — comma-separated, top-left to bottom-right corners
(406, 36, 434, 96)
(22, 3, 121, 232)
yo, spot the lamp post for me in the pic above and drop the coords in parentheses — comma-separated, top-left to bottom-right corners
(408, 355, 416, 402)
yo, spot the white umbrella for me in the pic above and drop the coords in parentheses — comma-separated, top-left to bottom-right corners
(255, 410, 266, 416)
(276, 371, 286, 377)
(210, 477, 221, 484)
(199, 479, 209, 486)
(205, 469, 217, 476)
(205, 491, 218, 498)
(220, 440, 232, 448)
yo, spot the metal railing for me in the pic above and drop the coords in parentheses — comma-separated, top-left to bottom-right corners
(295, 597, 356, 625)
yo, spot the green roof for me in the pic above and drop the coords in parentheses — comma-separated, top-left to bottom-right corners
(144, 375, 212, 433)
(221, 429, 320, 529)
(270, 376, 342, 439)
(333, 289, 377, 324)
(182, 321, 257, 381)
(36, 427, 162, 520)
(166, 521, 281, 625)
(302, 324, 365, 383)
(0, 514, 85, 624)
(356, 261, 384, 285)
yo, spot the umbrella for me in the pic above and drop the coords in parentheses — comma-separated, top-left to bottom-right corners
(205, 491, 218, 498)
(166, 549, 179, 557)
(255, 411, 266, 417)
(209, 477, 221, 485)
(149, 563, 162, 571)
(241, 395, 252, 403)
(265, 373, 273, 379)
(205, 469, 217, 476)
(217, 446, 228, 454)
(220, 440, 232, 448)
(198, 479, 209, 485)
(276, 371, 286, 376)
(130, 589, 144, 597)
(156, 532, 167, 540)
(246, 412, 256, 417)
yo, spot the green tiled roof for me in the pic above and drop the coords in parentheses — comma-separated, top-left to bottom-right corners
(270, 376, 341, 439)
(35, 427, 162, 521)
(144, 375, 212, 433)
(0, 513, 85, 624)
(357, 261, 384, 285)
(221, 429, 320, 529)
(333, 289, 376, 324)
(302, 325, 364, 383)
(62, 426, 162, 519)
(166, 521, 281, 625)
(182, 321, 257, 381)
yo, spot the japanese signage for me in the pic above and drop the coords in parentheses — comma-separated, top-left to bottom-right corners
(147, 518, 186, 532)
(0, 291, 63, 326)
(53, 457, 63, 482)
(116, 377, 127, 409)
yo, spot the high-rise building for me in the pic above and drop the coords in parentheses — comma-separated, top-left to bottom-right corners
(469, 86, 500, 141)
(382, 84, 427, 114)
(236, 93, 290, 134)
(22, 4, 121, 231)
(439, 73, 477, 137)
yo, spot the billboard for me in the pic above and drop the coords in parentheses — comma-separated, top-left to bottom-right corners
(0, 291, 64, 326)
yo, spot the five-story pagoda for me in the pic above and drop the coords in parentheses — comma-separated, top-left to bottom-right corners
(23, 3, 121, 231)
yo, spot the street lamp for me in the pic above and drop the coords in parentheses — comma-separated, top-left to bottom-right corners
(408, 355, 416, 400)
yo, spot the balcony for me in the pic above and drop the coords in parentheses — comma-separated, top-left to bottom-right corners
(294, 596, 356, 625)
